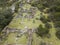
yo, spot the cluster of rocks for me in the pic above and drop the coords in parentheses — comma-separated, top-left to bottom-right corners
(0, 25, 36, 42)
(15, 2, 37, 20)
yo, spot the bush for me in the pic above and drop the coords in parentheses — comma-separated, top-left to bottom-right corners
(56, 30, 60, 39)
(31, 1, 45, 11)
(53, 12, 60, 21)
(45, 23, 52, 29)
(36, 25, 49, 37)
(40, 16, 47, 23)
(54, 21, 60, 28)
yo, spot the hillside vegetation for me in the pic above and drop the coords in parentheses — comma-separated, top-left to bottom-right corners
(0, 0, 60, 45)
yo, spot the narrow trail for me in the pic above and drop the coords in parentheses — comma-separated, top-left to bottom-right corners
(27, 29, 33, 45)
(27, 28, 36, 45)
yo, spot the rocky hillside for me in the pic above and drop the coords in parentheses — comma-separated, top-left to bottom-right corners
(0, 0, 60, 45)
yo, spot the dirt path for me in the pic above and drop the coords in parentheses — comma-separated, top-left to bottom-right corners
(27, 29, 36, 45)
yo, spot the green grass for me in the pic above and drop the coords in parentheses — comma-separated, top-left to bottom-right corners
(2, 3, 60, 45)
(2, 3, 41, 45)
(4, 33, 27, 44)
(8, 4, 41, 29)
(31, 22, 60, 45)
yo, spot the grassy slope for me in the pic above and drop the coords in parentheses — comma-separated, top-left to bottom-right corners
(2, 2, 60, 45)
(2, 3, 41, 45)
(32, 15, 60, 45)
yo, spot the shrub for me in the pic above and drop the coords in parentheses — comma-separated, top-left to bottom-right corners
(56, 30, 60, 39)
(36, 25, 49, 37)
(40, 16, 47, 23)
(54, 21, 60, 28)
(45, 23, 52, 29)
